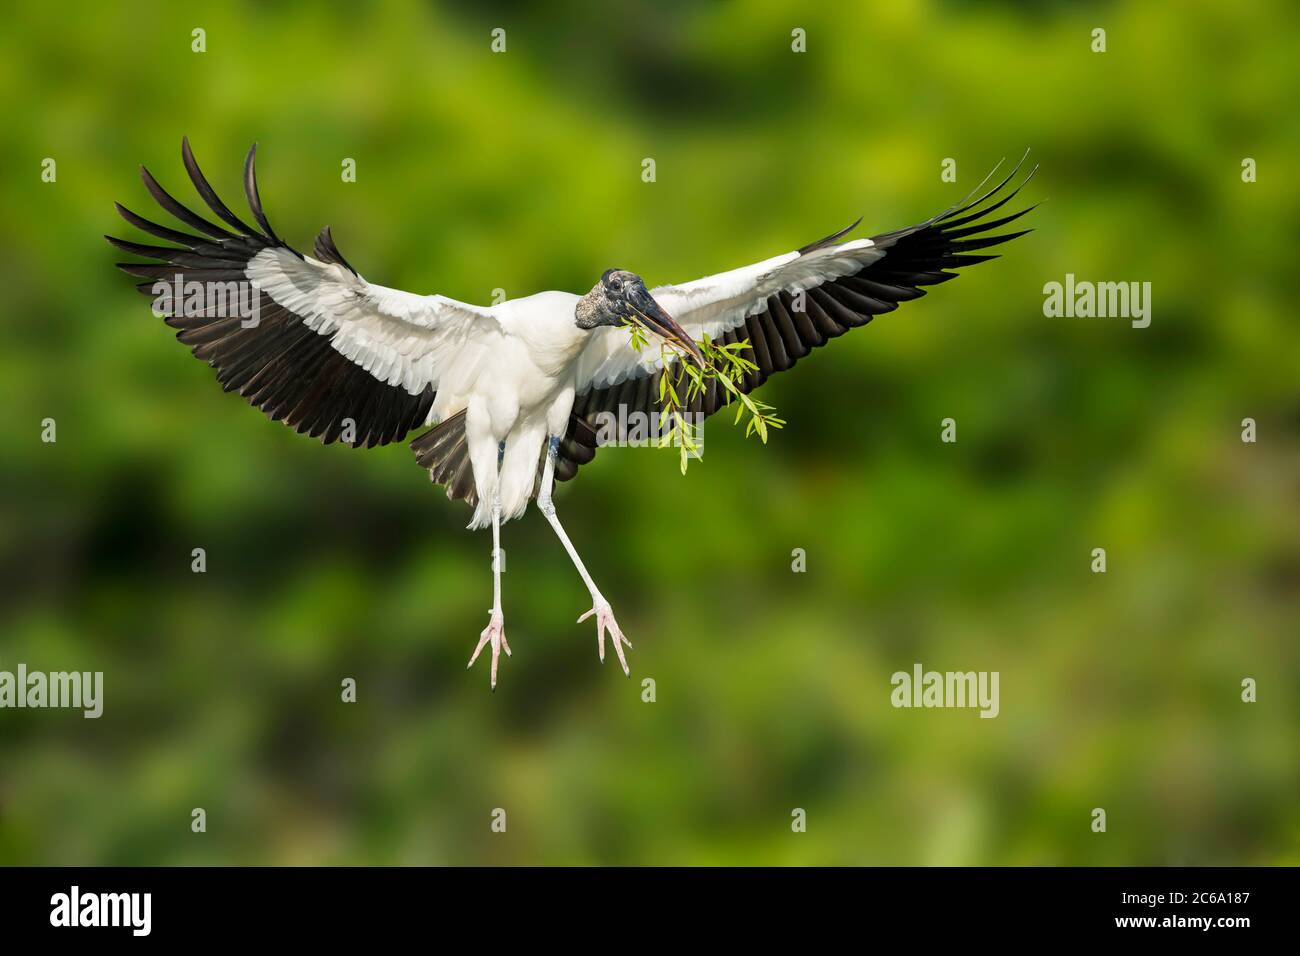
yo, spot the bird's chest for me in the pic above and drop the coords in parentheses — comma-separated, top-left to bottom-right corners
(472, 333, 577, 435)
(468, 295, 587, 435)
(498, 304, 589, 391)
(492, 346, 554, 409)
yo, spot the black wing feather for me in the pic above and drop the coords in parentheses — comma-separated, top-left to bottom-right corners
(107, 139, 434, 447)
(559, 161, 1038, 482)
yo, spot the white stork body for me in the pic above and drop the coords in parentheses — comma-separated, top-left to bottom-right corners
(448, 291, 588, 528)
(110, 139, 1036, 688)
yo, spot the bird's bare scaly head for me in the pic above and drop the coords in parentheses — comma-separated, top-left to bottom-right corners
(575, 269, 703, 363)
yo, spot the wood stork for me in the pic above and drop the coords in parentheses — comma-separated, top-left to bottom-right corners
(108, 139, 1036, 688)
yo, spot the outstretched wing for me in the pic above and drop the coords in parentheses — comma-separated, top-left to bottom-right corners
(555, 157, 1038, 482)
(107, 138, 502, 448)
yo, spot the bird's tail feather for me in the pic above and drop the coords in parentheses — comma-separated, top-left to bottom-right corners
(410, 411, 479, 509)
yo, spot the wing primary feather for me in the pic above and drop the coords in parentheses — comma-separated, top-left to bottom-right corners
(921, 156, 1007, 226)
(796, 216, 862, 255)
(939, 202, 1039, 239)
(938, 168, 1039, 231)
(946, 229, 1033, 252)
(181, 137, 260, 238)
(139, 164, 236, 241)
(104, 235, 243, 265)
(940, 157, 1037, 225)
(242, 143, 283, 245)
(116, 263, 247, 281)
(114, 202, 225, 251)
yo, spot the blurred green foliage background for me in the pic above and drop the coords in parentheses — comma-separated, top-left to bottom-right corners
(1, 0, 1297, 865)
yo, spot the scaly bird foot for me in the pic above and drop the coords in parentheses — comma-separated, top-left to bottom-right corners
(578, 598, 632, 677)
(468, 609, 511, 690)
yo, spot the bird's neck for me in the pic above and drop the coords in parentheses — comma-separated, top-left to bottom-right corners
(574, 290, 603, 330)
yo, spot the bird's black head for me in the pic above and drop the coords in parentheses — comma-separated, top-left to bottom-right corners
(576, 269, 703, 363)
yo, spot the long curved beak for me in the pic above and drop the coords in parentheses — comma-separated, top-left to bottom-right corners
(630, 289, 704, 366)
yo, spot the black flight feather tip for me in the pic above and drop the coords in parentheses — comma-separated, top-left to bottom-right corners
(105, 138, 434, 448)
